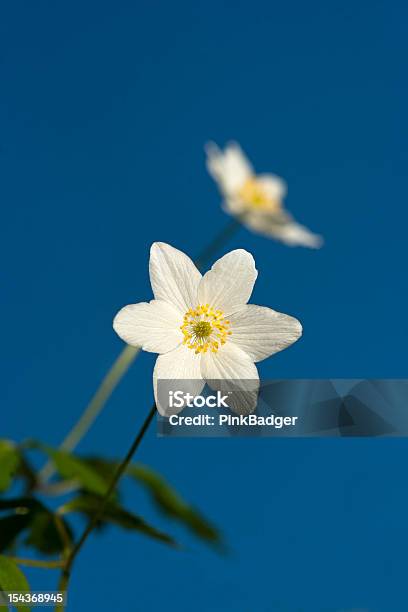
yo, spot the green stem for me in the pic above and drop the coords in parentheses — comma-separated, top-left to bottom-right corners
(8, 556, 64, 569)
(194, 217, 241, 269)
(55, 571, 69, 612)
(39, 345, 140, 482)
(56, 404, 157, 611)
(53, 513, 72, 560)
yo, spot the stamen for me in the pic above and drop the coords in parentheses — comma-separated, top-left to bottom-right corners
(238, 177, 281, 212)
(181, 304, 231, 353)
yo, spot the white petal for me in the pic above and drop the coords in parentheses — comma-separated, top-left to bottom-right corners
(113, 300, 182, 354)
(222, 175, 286, 218)
(201, 342, 259, 415)
(201, 342, 259, 379)
(205, 141, 253, 197)
(244, 212, 323, 249)
(222, 196, 246, 215)
(271, 221, 324, 248)
(153, 345, 205, 416)
(198, 249, 258, 315)
(149, 242, 201, 313)
(228, 304, 302, 362)
(205, 141, 224, 181)
(257, 173, 287, 200)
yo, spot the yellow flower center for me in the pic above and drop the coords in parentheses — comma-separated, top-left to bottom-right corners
(181, 304, 232, 354)
(238, 177, 281, 212)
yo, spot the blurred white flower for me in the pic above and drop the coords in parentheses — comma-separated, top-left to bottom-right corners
(113, 242, 302, 414)
(206, 141, 323, 248)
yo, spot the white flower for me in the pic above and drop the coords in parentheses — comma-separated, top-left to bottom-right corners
(113, 243, 302, 415)
(206, 141, 323, 248)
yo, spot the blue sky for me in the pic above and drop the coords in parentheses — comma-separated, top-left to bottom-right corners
(1, 1, 407, 610)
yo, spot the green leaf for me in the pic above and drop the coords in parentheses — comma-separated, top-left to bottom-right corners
(81, 457, 222, 549)
(127, 464, 222, 547)
(0, 498, 41, 553)
(0, 556, 30, 612)
(15, 456, 38, 493)
(0, 515, 32, 553)
(76, 457, 121, 503)
(25, 512, 73, 555)
(65, 494, 179, 548)
(0, 498, 40, 512)
(0, 498, 72, 556)
(38, 447, 108, 496)
(81, 457, 118, 481)
(0, 440, 20, 493)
